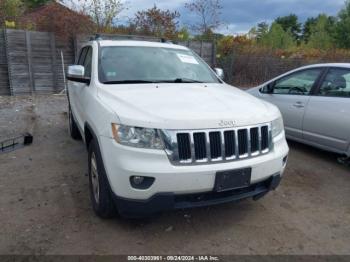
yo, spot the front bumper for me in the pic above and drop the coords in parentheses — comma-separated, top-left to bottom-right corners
(113, 174, 282, 218)
(99, 131, 288, 200)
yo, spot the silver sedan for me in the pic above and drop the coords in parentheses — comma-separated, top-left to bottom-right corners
(248, 63, 350, 157)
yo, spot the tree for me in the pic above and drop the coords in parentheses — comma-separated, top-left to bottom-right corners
(302, 17, 317, 43)
(307, 14, 334, 49)
(193, 28, 215, 40)
(275, 14, 301, 41)
(70, 0, 127, 32)
(177, 27, 191, 40)
(185, 0, 222, 34)
(19, 1, 94, 39)
(256, 22, 269, 41)
(303, 15, 335, 44)
(335, 0, 350, 48)
(217, 35, 234, 55)
(133, 5, 180, 39)
(0, 0, 24, 26)
(248, 26, 257, 39)
(248, 22, 269, 41)
(23, 0, 51, 8)
(260, 22, 296, 49)
(111, 23, 137, 35)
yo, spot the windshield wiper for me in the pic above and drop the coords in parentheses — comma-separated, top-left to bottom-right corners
(166, 78, 203, 83)
(102, 80, 158, 84)
(102, 78, 204, 84)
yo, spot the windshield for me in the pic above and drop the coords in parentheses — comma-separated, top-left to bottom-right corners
(98, 46, 220, 84)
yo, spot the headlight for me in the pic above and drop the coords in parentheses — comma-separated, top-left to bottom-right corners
(111, 124, 163, 149)
(271, 117, 284, 138)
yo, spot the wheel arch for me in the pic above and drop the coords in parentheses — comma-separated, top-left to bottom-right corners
(84, 122, 98, 150)
(86, 122, 117, 218)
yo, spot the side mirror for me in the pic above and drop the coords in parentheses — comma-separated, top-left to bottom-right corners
(67, 65, 90, 84)
(261, 83, 274, 94)
(214, 68, 225, 80)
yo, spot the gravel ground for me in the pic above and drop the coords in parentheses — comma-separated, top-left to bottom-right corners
(0, 95, 349, 255)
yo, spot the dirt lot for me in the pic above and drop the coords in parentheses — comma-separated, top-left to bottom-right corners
(0, 95, 349, 255)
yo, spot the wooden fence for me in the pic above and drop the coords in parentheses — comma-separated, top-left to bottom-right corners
(0, 29, 9, 95)
(0, 30, 216, 96)
(4, 29, 74, 95)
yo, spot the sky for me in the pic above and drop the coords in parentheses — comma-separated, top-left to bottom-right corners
(119, 0, 347, 35)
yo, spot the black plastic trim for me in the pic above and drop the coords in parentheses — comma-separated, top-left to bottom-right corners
(66, 76, 91, 84)
(112, 174, 281, 218)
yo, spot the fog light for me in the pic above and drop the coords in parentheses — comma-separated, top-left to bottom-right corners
(132, 176, 144, 185)
(130, 176, 155, 189)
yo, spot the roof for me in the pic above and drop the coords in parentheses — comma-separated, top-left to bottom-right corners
(22, 1, 78, 17)
(297, 63, 350, 69)
(258, 63, 350, 86)
(96, 40, 189, 50)
(20, 1, 92, 28)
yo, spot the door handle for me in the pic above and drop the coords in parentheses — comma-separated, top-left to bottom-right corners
(293, 101, 304, 108)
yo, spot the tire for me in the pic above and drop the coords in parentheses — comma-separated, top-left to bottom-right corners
(68, 106, 82, 140)
(88, 139, 117, 218)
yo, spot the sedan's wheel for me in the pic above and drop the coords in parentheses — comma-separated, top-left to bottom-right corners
(88, 139, 116, 218)
(68, 106, 81, 140)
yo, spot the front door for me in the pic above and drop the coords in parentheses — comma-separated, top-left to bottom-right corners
(69, 46, 93, 130)
(259, 68, 324, 140)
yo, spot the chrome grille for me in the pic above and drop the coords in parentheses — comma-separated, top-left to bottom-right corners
(161, 124, 272, 165)
(177, 133, 191, 161)
(193, 132, 206, 160)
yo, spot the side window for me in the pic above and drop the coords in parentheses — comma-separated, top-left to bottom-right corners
(273, 69, 322, 95)
(319, 68, 350, 98)
(77, 47, 88, 65)
(83, 47, 92, 78)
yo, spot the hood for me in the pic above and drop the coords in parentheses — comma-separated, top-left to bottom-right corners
(98, 83, 280, 130)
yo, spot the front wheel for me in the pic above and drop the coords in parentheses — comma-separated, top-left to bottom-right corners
(88, 139, 117, 218)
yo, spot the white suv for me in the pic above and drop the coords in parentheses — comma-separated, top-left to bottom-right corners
(67, 39, 289, 218)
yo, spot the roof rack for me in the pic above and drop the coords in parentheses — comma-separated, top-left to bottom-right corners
(89, 33, 174, 44)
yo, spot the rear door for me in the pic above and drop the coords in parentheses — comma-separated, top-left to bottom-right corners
(259, 68, 324, 140)
(302, 67, 350, 153)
